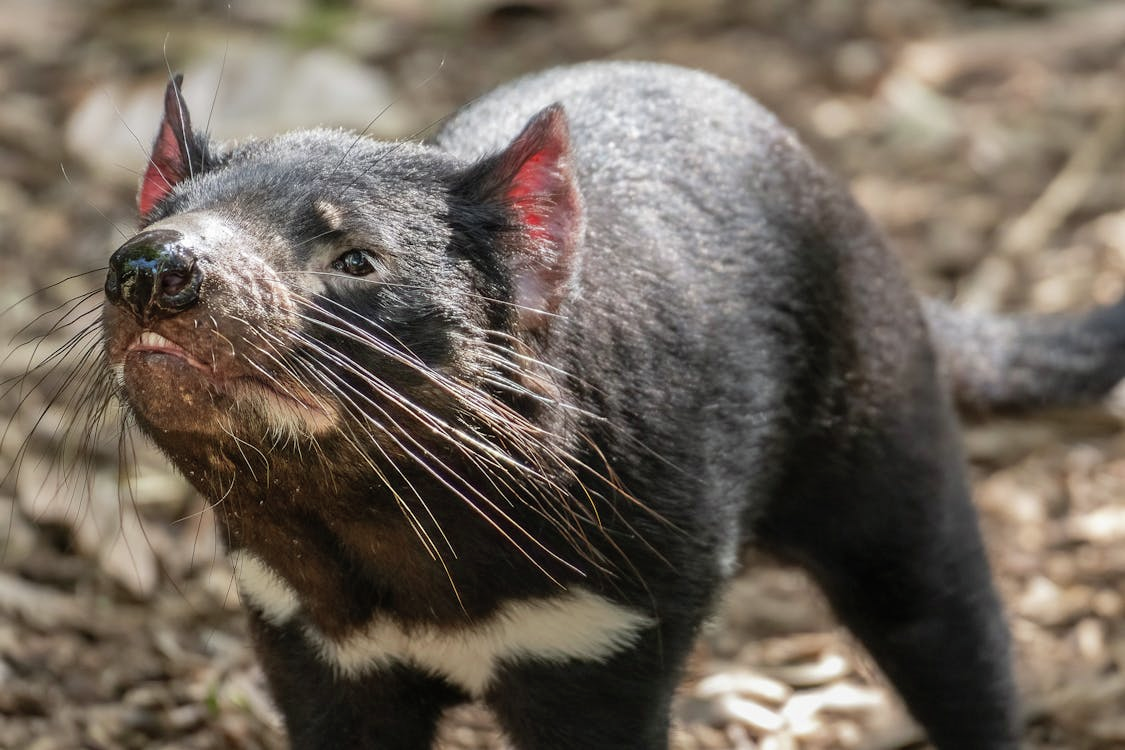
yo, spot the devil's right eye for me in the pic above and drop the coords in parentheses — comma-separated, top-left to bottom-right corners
(332, 249, 377, 277)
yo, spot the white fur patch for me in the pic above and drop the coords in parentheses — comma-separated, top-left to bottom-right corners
(228, 380, 338, 442)
(230, 549, 301, 625)
(311, 588, 654, 696)
(314, 199, 346, 231)
(227, 551, 654, 696)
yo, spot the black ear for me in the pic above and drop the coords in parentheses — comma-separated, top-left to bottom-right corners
(138, 74, 209, 218)
(460, 104, 585, 332)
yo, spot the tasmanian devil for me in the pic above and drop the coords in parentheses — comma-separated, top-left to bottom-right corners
(100, 61, 1125, 749)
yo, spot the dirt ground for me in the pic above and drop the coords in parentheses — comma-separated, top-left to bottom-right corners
(2, 1, 1124, 748)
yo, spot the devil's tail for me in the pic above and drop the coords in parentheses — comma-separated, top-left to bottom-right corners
(923, 297, 1125, 414)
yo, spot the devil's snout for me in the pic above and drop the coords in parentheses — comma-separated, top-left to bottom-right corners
(106, 229, 202, 322)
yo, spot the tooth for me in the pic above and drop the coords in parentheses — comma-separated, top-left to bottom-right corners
(140, 332, 175, 348)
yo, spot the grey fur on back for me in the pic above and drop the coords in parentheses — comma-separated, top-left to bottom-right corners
(440, 61, 1125, 416)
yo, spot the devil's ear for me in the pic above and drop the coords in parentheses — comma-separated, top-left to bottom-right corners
(138, 74, 211, 219)
(455, 104, 585, 333)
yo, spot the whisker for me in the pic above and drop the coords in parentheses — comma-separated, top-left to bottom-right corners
(2, 320, 116, 542)
(0, 272, 104, 325)
(4, 290, 102, 364)
(225, 326, 442, 559)
(102, 84, 174, 194)
(1, 320, 105, 451)
(201, 10, 231, 157)
(286, 351, 455, 562)
(219, 420, 266, 484)
(303, 290, 688, 571)
(292, 332, 579, 583)
(293, 293, 622, 492)
(61, 165, 130, 240)
(162, 37, 194, 181)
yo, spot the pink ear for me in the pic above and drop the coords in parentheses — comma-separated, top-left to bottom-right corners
(495, 105, 584, 331)
(138, 75, 195, 217)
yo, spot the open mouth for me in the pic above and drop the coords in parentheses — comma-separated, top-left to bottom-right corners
(122, 330, 335, 434)
(127, 331, 213, 375)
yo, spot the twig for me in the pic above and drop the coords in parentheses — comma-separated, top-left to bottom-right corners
(899, 4, 1125, 87)
(958, 99, 1125, 311)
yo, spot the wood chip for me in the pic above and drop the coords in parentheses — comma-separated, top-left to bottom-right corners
(695, 670, 793, 705)
(717, 693, 786, 733)
(762, 652, 851, 688)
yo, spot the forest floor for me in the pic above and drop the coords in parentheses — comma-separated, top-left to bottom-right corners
(1, 1, 1124, 748)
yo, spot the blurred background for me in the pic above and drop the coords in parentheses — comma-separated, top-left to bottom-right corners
(1, 1, 1124, 748)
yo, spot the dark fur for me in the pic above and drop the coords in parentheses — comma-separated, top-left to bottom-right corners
(101, 61, 1125, 749)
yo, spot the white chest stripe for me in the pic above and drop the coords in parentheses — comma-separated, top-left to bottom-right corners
(230, 551, 654, 696)
(308, 588, 655, 695)
(230, 550, 301, 625)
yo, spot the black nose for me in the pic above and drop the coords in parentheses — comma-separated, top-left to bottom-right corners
(105, 229, 202, 322)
